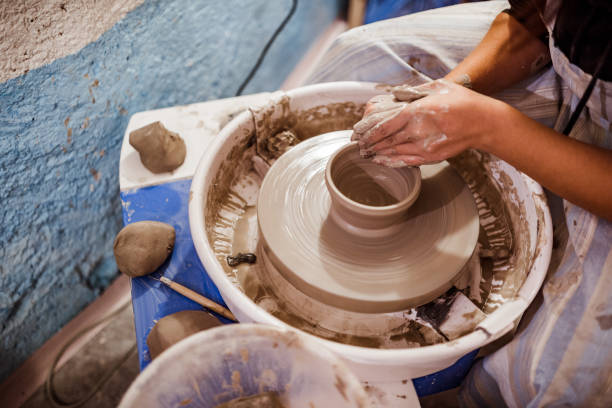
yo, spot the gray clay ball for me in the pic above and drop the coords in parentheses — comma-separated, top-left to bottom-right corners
(129, 121, 186, 173)
(146, 310, 222, 359)
(113, 221, 175, 277)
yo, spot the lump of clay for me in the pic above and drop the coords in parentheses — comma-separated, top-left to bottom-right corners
(113, 221, 175, 277)
(266, 129, 298, 157)
(129, 121, 186, 173)
(215, 392, 284, 408)
(146, 310, 222, 359)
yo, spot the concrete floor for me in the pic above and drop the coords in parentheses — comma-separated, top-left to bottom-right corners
(21, 306, 139, 408)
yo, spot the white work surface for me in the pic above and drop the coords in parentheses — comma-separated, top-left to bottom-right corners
(119, 92, 274, 191)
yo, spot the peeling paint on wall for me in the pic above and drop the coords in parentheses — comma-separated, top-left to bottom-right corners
(0, 0, 145, 83)
(0, 0, 342, 381)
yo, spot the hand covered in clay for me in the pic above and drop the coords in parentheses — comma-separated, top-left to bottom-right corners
(352, 79, 497, 167)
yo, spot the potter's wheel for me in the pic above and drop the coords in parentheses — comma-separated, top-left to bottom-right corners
(123, 81, 553, 404)
(258, 130, 480, 313)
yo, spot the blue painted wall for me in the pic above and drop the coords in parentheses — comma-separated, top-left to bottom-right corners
(0, 0, 342, 381)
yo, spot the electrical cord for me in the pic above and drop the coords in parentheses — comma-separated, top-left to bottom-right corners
(562, 39, 612, 135)
(44, 299, 135, 408)
(235, 0, 298, 96)
(561, 2, 611, 135)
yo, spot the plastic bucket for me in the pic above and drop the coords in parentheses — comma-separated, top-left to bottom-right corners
(119, 324, 368, 407)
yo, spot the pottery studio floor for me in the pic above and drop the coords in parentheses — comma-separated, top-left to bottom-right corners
(21, 304, 138, 408)
(19, 301, 460, 407)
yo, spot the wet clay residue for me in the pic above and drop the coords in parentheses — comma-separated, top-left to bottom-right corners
(266, 129, 299, 158)
(334, 374, 348, 401)
(204, 128, 255, 242)
(252, 94, 364, 164)
(113, 221, 175, 277)
(205, 96, 364, 241)
(204, 93, 535, 348)
(129, 121, 186, 173)
(449, 150, 532, 313)
(214, 392, 284, 408)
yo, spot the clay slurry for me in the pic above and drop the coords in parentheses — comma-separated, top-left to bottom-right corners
(129, 121, 186, 173)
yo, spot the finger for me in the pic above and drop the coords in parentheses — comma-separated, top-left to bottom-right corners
(377, 142, 422, 157)
(353, 106, 404, 135)
(391, 85, 431, 102)
(421, 133, 449, 152)
(369, 120, 428, 152)
(363, 94, 398, 116)
(359, 146, 375, 158)
(372, 154, 425, 168)
(360, 106, 413, 147)
(368, 132, 407, 152)
(392, 80, 454, 102)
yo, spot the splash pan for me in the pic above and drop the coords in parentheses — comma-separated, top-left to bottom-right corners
(189, 82, 552, 389)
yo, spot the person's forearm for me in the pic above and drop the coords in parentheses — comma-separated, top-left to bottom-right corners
(479, 101, 612, 220)
(444, 12, 549, 95)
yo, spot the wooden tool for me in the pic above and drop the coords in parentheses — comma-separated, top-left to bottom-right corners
(151, 275, 237, 322)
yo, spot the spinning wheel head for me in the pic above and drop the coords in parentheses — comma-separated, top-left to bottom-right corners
(257, 130, 479, 313)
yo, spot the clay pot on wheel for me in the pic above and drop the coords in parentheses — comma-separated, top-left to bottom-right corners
(325, 141, 421, 238)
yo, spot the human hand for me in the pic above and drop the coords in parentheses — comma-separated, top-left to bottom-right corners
(352, 79, 500, 167)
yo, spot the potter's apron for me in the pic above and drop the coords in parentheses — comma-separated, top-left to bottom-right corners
(460, 2, 612, 407)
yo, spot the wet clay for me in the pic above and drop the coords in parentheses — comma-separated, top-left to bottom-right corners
(352, 82, 452, 167)
(250, 94, 364, 164)
(336, 171, 399, 206)
(205, 98, 364, 244)
(146, 310, 221, 359)
(325, 140, 422, 236)
(266, 130, 298, 157)
(257, 131, 479, 313)
(113, 221, 175, 277)
(449, 151, 526, 313)
(351, 95, 407, 142)
(329, 142, 419, 207)
(416, 288, 485, 340)
(129, 121, 186, 173)
(215, 392, 284, 408)
(204, 92, 533, 348)
(391, 83, 435, 102)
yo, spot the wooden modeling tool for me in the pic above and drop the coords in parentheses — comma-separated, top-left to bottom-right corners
(150, 275, 237, 322)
